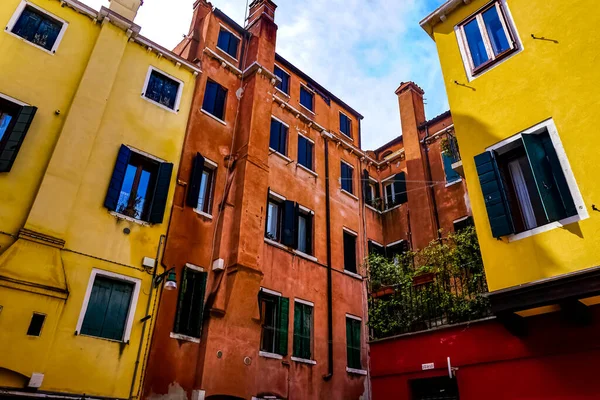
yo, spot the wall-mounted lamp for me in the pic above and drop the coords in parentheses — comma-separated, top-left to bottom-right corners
(154, 268, 177, 291)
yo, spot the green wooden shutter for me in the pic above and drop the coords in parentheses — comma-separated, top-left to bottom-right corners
(393, 172, 408, 204)
(346, 318, 353, 367)
(190, 271, 208, 337)
(148, 162, 173, 224)
(0, 105, 37, 172)
(540, 134, 577, 217)
(81, 277, 113, 337)
(346, 318, 361, 369)
(174, 268, 208, 338)
(174, 268, 189, 334)
(186, 152, 206, 208)
(101, 280, 134, 341)
(276, 297, 289, 356)
(474, 151, 514, 238)
(443, 152, 461, 183)
(104, 145, 132, 211)
(302, 305, 312, 359)
(293, 303, 302, 357)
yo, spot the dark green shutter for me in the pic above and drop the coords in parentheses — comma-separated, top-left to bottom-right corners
(293, 303, 302, 357)
(306, 213, 313, 255)
(276, 297, 289, 356)
(104, 145, 132, 211)
(302, 305, 312, 359)
(443, 152, 461, 183)
(0, 106, 37, 172)
(346, 318, 361, 369)
(393, 172, 407, 204)
(281, 200, 296, 248)
(186, 152, 205, 208)
(475, 151, 514, 238)
(148, 162, 173, 224)
(346, 318, 353, 367)
(523, 133, 575, 222)
(174, 268, 208, 338)
(81, 277, 113, 337)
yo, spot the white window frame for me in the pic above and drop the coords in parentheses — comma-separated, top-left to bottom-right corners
(141, 66, 184, 113)
(75, 268, 142, 343)
(381, 175, 397, 209)
(194, 156, 218, 219)
(455, 0, 522, 81)
(6, 1, 69, 55)
(216, 24, 241, 61)
(339, 111, 353, 140)
(274, 64, 291, 97)
(299, 84, 315, 114)
(485, 118, 588, 242)
(340, 160, 355, 196)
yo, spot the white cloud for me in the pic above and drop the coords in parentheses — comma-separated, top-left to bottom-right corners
(79, 0, 448, 150)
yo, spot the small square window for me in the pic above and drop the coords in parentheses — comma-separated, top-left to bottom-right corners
(27, 313, 46, 337)
(297, 135, 314, 171)
(8, 3, 67, 53)
(217, 27, 240, 59)
(269, 118, 288, 156)
(339, 113, 352, 138)
(457, 1, 519, 78)
(300, 86, 314, 113)
(274, 65, 290, 95)
(143, 68, 182, 111)
(341, 162, 354, 194)
(202, 80, 228, 121)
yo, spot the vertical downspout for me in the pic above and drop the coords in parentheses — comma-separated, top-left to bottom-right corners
(323, 137, 334, 381)
(422, 125, 442, 240)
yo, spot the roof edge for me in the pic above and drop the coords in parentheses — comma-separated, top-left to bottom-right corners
(419, 0, 465, 38)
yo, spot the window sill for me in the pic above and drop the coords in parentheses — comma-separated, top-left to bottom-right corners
(201, 108, 227, 125)
(193, 208, 214, 220)
(269, 148, 293, 163)
(343, 270, 363, 281)
(291, 357, 316, 365)
(346, 367, 367, 376)
(299, 103, 315, 115)
(76, 333, 127, 344)
(341, 189, 359, 201)
(382, 204, 402, 214)
(507, 214, 584, 243)
(170, 332, 200, 343)
(264, 237, 287, 250)
(365, 204, 381, 214)
(215, 45, 239, 63)
(275, 87, 290, 98)
(142, 95, 179, 114)
(109, 211, 151, 226)
(445, 179, 462, 188)
(340, 131, 353, 141)
(259, 351, 283, 360)
(294, 250, 317, 263)
(5, 30, 58, 56)
(297, 163, 317, 177)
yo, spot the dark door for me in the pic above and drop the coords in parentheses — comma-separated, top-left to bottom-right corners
(411, 376, 459, 400)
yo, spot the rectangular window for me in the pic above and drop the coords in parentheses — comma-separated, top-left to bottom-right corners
(341, 162, 354, 194)
(443, 152, 462, 184)
(453, 216, 474, 232)
(9, 3, 66, 53)
(174, 266, 208, 339)
(339, 113, 352, 138)
(346, 316, 361, 369)
(383, 173, 407, 209)
(216, 27, 240, 59)
(202, 80, 227, 121)
(26, 313, 46, 337)
(274, 65, 290, 95)
(0, 96, 37, 173)
(475, 122, 582, 238)
(104, 145, 173, 224)
(260, 291, 289, 356)
(186, 153, 217, 216)
(300, 86, 314, 112)
(266, 198, 282, 241)
(297, 135, 314, 171)
(143, 68, 182, 111)
(368, 240, 385, 257)
(269, 118, 288, 156)
(343, 230, 357, 274)
(297, 208, 313, 255)
(293, 301, 313, 360)
(457, 1, 518, 75)
(80, 275, 135, 341)
(365, 180, 380, 209)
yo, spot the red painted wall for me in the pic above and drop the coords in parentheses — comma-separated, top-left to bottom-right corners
(371, 305, 600, 400)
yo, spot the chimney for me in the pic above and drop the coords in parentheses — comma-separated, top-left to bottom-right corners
(109, 0, 142, 21)
(246, 0, 277, 28)
(244, 0, 278, 68)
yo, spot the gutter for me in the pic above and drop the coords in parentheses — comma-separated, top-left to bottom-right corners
(322, 135, 334, 381)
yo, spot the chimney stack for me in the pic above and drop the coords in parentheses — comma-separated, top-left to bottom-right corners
(246, 0, 277, 29)
(109, 0, 142, 21)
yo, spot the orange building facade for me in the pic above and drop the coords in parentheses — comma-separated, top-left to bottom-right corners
(142, 2, 471, 400)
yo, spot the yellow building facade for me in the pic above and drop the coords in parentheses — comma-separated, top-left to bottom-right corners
(421, 0, 600, 319)
(0, 0, 199, 398)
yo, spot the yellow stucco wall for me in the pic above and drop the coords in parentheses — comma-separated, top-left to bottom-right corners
(431, 0, 600, 291)
(0, 0, 197, 397)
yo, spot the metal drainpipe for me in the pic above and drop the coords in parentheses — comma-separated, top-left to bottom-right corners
(422, 126, 442, 240)
(322, 137, 334, 381)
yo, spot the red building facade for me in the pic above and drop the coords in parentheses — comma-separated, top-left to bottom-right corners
(141, 2, 471, 399)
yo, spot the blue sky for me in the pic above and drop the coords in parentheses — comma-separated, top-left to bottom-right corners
(82, 0, 448, 150)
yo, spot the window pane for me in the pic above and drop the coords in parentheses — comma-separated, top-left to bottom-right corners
(261, 296, 277, 353)
(134, 169, 151, 219)
(482, 6, 511, 56)
(298, 214, 307, 253)
(266, 202, 279, 240)
(300, 87, 313, 111)
(202, 81, 217, 114)
(13, 7, 62, 51)
(117, 164, 137, 214)
(0, 113, 13, 143)
(385, 184, 393, 207)
(274, 66, 289, 94)
(463, 19, 489, 68)
(343, 232, 357, 273)
(340, 113, 351, 137)
(197, 170, 210, 211)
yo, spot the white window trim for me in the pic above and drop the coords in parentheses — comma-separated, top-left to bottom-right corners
(260, 287, 282, 297)
(271, 115, 289, 127)
(346, 313, 362, 321)
(453, 215, 471, 224)
(385, 239, 405, 248)
(141, 66, 184, 113)
(269, 148, 292, 163)
(455, 0, 523, 82)
(201, 108, 227, 125)
(259, 351, 283, 360)
(299, 102, 315, 115)
(445, 178, 463, 187)
(0, 92, 28, 106)
(369, 239, 384, 247)
(265, 237, 287, 251)
(381, 174, 396, 183)
(185, 263, 204, 272)
(365, 204, 381, 214)
(294, 249, 318, 263)
(346, 367, 368, 376)
(6, 1, 69, 55)
(193, 157, 217, 218)
(291, 356, 316, 365)
(218, 23, 242, 41)
(382, 181, 396, 208)
(382, 203, 402, 214)
(294, 298, 314, 307)
(343, 270, 363, 280)
(170, 332, 200, 343)
(216, 24, 241, 61)
(297, 163, 318, 177)
(298, 204, 314, 215)
(485, 118, 588, 242)
(339, 111, 353, 139)
(342, 227, 358, 236)
(341, 159, 355, 170)
(341, 188, 359, 201)
(297, 132, 315, 144)
(193, 209, 214, 219)
(75, 268, 141, 343)
(268, 190, 286, 202)
(109, 211, 151, 226)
